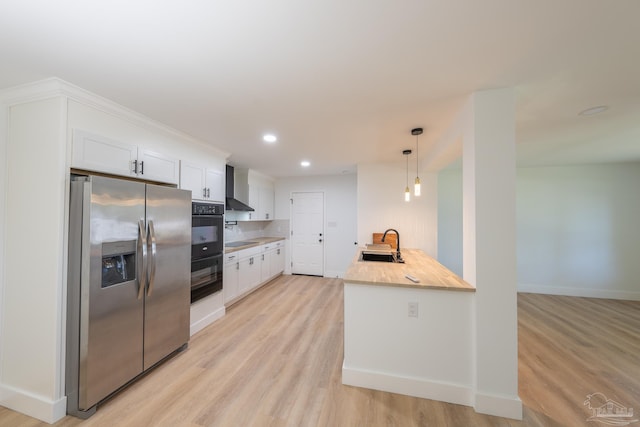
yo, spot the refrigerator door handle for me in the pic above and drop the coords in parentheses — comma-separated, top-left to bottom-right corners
(137, 220, 148, 300)
(147, 220, 157, 296)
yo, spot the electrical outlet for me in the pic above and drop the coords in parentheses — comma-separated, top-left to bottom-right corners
(408, 302, 419, 318)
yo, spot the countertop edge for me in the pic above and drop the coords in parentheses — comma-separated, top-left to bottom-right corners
(224, 237, 286, 254)
(343, 248, 475, 292)
(343, 278, 476, 292)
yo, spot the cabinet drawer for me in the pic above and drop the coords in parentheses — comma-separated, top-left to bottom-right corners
(224, 254, 240, 264)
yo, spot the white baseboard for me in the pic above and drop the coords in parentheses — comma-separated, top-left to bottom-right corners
(518, 284, 640, 301)
(190, 290, 226, 336)
(0, 383, 67, 423)
(324, 270, 345, 279)
(474, 390, 523, 420)
(342, 363, 474, 407)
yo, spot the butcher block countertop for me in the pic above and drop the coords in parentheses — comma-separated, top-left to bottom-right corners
(344, 248, 475, 292)
(224, 237, 285, 254)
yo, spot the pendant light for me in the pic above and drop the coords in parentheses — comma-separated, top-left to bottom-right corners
(403, 149, 412, 202)
(412, 128, 423, 196)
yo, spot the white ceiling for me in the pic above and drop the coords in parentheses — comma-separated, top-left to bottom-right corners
(1, 0, 639, 177)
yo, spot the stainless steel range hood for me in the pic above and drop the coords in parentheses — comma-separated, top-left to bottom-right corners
(225, 165, 254, 211)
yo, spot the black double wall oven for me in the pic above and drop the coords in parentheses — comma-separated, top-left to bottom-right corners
(191, 202, 224, 303)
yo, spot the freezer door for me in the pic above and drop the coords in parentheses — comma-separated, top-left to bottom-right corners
(144, 184, 191, 369)
(81, 176, 146, 410)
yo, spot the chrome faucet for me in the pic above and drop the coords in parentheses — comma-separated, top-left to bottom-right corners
(381, 229, 404, 263)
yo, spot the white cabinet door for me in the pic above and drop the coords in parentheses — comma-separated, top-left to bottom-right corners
(238, 255, 261, 294)
(223, 257, 239, 304)
(260, 251, 272, 283)
(180, 162, 207, 200)
(138, 147, 179, 184)
(248, 186, 260, 220)
(180, 161, 224, 201)
(205, 168, 224, 202)
(270, 246, 285, 276)
(72, 130, 137, 177)
(260, 187, 274, 220)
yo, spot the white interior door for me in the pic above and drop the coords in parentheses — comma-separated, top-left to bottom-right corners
(291, 192, 324, 276)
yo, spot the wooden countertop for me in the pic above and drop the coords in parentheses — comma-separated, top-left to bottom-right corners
(344, 248, 475, 292)
(224, 237, 285, 254)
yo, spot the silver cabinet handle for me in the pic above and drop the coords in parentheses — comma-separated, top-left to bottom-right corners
(137, 220, 147, 300)
(147, 220, 157, 296)
(236, 262, 239, 270)
(140, 161, 144, 175)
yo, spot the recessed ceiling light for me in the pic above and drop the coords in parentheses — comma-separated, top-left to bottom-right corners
(263, 134, 277, 143)
(579, 105, 608, 116)
(300, 161, 310, 167)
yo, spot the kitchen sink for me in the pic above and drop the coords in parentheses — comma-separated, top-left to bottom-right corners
(360, 252, 396, 262)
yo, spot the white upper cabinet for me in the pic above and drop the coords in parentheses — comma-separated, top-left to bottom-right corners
(247, 185, 275, 220)
(258, 186, 275, 220)
(235, 168, 275, 220)
(72, 130, 137, 177)
(180, 161, 224, 202)
(137, 147, 180, 184)
(71, 130, 179, 184)
(206, 168, 224, 202)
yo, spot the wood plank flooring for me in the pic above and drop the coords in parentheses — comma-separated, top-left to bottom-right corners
(0, 276, 638, 426)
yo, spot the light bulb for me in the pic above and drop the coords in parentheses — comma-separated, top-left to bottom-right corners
(405, 186, 411, 202)
(414, 177, 421, 196)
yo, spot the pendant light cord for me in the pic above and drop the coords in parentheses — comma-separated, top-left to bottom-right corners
(415, 134, 419, 177)
(406, 153, 409, 186)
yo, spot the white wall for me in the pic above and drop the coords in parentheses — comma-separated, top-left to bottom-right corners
(518, 163, 640, 299)
(357, 163, 438, 256)
(437, 168, 463, 276)
(438, 162, 640, 300)
(1, 97, 68, 422)
(274, 173, 357, 278)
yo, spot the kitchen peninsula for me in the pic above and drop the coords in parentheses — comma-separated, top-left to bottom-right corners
(342, 247, 477, 408)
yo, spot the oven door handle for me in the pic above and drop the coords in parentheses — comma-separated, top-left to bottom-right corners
(147, 220, 157, 296)
(137, 220, 147, 300)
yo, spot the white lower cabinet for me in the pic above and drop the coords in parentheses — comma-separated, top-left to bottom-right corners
(261, 241, 285, 282)
(238, 254, 261, 295)
(224, 240, 286, 306)
(223, 253, 240, 304)
(270, 244, 285, 276)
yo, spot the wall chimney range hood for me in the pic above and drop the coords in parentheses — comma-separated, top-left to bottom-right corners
(225, 165, 254, 211)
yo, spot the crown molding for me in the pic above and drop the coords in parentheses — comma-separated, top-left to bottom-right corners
(0, 77, 230, 160)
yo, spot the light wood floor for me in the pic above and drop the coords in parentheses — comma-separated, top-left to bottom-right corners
(1, 276, 638, 426)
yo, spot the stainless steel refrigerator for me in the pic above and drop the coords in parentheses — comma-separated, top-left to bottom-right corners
(66, 174, 191, 418)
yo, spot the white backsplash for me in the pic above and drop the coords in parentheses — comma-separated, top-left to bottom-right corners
(224, 219, 289, 242)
